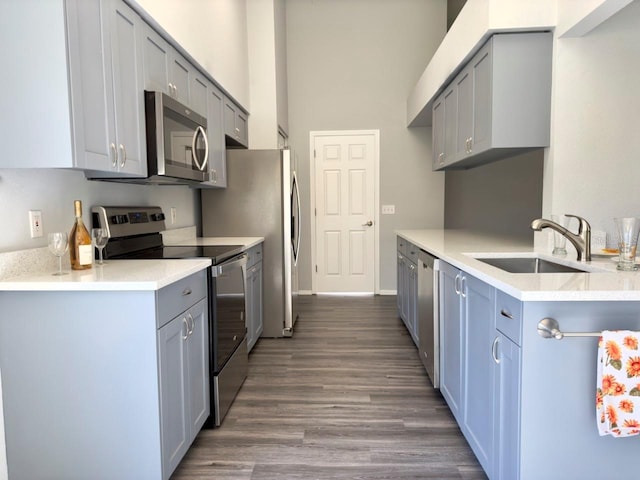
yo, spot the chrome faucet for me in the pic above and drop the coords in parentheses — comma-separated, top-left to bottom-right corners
(531, 214, 591, 262)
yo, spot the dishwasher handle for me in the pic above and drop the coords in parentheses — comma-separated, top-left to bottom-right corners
(211, 253, 247, 277)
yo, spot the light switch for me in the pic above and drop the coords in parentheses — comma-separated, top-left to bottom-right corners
(382, 205, 395, 215)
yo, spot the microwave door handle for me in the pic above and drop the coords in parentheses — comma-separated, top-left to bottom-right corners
(191, 126, 209, 172)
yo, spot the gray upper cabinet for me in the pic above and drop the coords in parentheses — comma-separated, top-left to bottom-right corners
(432, 32, 552, 171)
(70, 0, 146, 177)
(142, 25, 193, 110)
(0, 0, 145, 175)
(201, 83, 227, 188)
(224, 98, 249, 148)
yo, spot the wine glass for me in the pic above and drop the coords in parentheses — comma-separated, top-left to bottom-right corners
(48, 232, 69, 276)
(91, 228, 109, 265)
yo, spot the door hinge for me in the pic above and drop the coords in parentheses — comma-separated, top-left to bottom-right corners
(315, 208, 317, 216)
(313, 149, 316, 159)
(315, 265, 318, 273)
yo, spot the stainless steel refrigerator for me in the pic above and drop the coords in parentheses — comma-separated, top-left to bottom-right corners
(200, 148, 300, 337)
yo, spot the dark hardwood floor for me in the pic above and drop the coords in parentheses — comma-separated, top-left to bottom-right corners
(171, 295, 487, 480)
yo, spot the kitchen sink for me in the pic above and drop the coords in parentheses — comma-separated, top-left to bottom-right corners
(475, 256, 588, 274)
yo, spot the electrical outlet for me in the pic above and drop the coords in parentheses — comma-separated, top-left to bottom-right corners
(29, 210, 43, 238)
(170, 207, 177, 225)
(381, 205, 395, 215)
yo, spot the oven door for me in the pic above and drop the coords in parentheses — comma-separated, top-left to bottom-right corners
(209, 253, 247, 373)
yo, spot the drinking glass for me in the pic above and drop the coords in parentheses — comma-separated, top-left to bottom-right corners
(614, 217, 640, 271)
(551, 214, 568, 256)
(48, 232, 69, 276)
(91, 228, 109, 265)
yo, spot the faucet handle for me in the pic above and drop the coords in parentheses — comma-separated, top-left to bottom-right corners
(564, 214, 591, 233)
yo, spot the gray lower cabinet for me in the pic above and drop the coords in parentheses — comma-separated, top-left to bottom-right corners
(0, 270, 209, 480)
(396, 237, 419, 347)
(432, 32, 552, 171)
(439, 261, 499, 479)
(245, 244, 264, 352)
(158, 297, 209, 478)
(440, 263, 640, 480)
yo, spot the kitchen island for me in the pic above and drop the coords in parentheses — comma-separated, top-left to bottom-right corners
(397, 229, 640, 480)
(0, 258, 211, 480)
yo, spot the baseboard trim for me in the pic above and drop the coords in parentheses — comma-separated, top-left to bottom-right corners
(378, 290, 396, 296)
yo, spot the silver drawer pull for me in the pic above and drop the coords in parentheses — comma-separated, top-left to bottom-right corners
(182, 288, 192, 296)
(500, 309, 514, 319)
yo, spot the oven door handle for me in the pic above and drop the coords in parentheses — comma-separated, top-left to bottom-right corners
(211, 253, 248, 277)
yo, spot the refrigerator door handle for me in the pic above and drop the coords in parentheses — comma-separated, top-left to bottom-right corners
(292, 171, 301, 265)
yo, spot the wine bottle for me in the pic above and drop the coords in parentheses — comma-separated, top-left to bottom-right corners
(69, 200, 93, 270)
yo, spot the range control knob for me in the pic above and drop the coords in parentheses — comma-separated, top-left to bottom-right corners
(111, 214, 129, 225)
(151, 213, 166, 221)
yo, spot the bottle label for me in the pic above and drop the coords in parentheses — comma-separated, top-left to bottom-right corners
(78, 244, 93, 265)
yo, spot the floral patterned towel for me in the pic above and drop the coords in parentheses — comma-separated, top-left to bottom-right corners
(596, 330, 640, 437)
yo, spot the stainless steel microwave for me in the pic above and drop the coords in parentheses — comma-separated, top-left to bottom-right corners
(144, 91, 209, 185)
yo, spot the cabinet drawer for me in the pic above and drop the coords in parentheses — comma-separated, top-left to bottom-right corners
(496, 290, 522, 345)
(246, 243, 263, 269)
(405, 242, 419, 265)
(397, 237, 408, 256)
(157, 270, 207, 328)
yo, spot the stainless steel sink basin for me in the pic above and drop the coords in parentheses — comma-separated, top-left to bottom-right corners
(475, 257, 587, 274)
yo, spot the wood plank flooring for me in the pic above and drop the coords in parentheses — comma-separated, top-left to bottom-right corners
(171, 295, 487, 480)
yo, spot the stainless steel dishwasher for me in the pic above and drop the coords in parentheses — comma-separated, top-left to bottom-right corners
(418, 250, 440, 388)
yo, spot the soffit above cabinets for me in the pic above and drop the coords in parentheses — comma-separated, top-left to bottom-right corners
(406, 0, 555, 127)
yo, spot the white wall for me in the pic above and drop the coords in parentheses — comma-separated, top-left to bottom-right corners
(541, 0, 640, 251)
(135, 0, 250, 108)
(286, 0, 447, 292)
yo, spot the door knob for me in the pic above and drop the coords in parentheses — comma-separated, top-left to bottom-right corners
(362, 220, 373, 227)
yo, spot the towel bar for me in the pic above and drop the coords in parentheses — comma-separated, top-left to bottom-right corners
(537, 318, 601, 340)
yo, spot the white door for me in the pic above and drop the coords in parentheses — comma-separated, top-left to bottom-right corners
(312, 131, 378, 293)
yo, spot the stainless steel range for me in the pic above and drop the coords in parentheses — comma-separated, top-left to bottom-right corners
(92, 206, 248, 427)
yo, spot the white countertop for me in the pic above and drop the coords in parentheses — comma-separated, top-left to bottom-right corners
(397, 229, 640, 302)
(0, 259, 211, 292)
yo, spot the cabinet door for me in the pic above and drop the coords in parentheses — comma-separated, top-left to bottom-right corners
(494, 331, 521, 480)
(169, 52, 191, 106)
(223, 98, 248, 147)
(455, 66, 473, 160)
(471, 42, 492, 154)
(408, 261, 418, 346)
(190, 74, 208, 117)
(397, 251, 404, 316)
(142, 24, 171, 94)
(202, 83, 227, 187)
(439, 262, 463, 421)
(443, 85, 457, 167)
(66, 0, 114, 171)
(462, 274, 496, 478)
(158, 314, 189, 477)
(108, 0, 145, 175)
(432, 94, 445, 170)
(186, 299, 209, 436)
(246, 261, 263, 353)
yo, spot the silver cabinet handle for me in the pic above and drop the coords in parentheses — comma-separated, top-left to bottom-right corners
(181, 317, 189, 340)
(182, 288, 192, 296)
(186, 312, 194, 336)
(500, 309, 514, 319)
(454, 273, 461, 295)
(110, 143, 117, 167)
(362, 220, 373, 227)
(460, 276, 467, 298)
(492, 336, 501, 364)
(118, 144, 127, 168)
